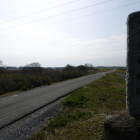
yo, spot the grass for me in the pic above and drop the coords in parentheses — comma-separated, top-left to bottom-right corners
(30, 73, 125, 140)
(98, 68, 113, 72)
(116, 69, 126, 74)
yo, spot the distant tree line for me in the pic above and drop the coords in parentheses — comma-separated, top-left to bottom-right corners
(0, 61, 98, 95)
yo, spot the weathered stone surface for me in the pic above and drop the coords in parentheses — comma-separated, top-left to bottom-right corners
(126, 11, 140, 119)
(104, 111, 140, 140)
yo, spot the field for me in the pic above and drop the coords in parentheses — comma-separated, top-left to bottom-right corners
(30, 72, 125, 140)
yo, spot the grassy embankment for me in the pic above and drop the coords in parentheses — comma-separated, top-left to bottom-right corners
(30, 72, 125, 140)
(116, 69, 126, 74)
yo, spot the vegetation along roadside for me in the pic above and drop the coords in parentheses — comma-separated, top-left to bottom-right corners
(0, 63, 98, 96)
(30, 72, 125, 140)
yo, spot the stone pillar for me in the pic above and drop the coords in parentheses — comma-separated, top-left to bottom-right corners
(126, 11, 140, 120)
(104, 12, 140, 140)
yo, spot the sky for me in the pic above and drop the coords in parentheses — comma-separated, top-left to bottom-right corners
(0, 0, 139, 67)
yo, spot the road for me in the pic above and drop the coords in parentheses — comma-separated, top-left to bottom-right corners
(0, 70, 115, 129)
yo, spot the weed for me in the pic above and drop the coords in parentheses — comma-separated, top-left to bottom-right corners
(47, 110, 91, 133)
(116, 69, 126, 74)
(62, 93, 88, 108)
(30, 73, 125, 140)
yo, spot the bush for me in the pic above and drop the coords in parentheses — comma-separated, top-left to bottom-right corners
(0, 72, 51, 95)
(0, 64, 91, 95)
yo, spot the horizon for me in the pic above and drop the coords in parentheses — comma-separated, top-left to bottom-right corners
(2, 65, 126, 68)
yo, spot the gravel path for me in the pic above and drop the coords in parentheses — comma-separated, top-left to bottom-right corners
(0, 98, 63, 140)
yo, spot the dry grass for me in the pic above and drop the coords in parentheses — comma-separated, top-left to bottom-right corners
(30, 73, 125, 140)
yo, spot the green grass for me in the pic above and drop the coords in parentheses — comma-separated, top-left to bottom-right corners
(30, 73, 125, 140)
(98, 68, 113, 72)
(82, 68, 113, 76)
(116, 69, 126, 74)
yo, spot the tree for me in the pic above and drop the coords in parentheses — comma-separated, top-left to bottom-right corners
(22, 62, 43, 74)
(84, 63, 93, 68)
(0, 60, 6, 73)
(77, 65, 88, 72)
(84, 63, 98, 72)
(0, 59, 3, 67)
(64, 64, 74, 71)
(84, 63, 95, 70)
(26, 62, 41, 67)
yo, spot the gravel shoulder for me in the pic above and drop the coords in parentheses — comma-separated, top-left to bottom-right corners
(0, 98, 63, 140)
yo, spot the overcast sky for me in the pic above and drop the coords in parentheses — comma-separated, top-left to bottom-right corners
(0, 0, 139, 67)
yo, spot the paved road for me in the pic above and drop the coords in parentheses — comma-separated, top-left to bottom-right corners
(0, 70, 115, 129)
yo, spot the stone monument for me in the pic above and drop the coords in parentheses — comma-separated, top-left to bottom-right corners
(104, 12, 140, 140)
(126, 11, 140, 119)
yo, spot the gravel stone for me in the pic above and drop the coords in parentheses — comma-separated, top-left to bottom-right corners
(0, 98, 63, 140)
